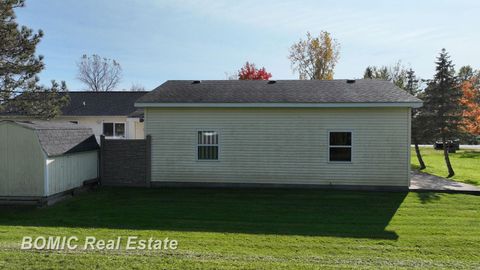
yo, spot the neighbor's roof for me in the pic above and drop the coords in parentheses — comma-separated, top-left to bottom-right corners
(62, 91, 148, 116)
(135, 80, 422, 108)
(1, 120, 99, 157)
(1, 91, 148, 117)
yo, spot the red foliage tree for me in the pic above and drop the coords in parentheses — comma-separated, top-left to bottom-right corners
(460, 78, 480, 135)
(238, 62, 272, 80)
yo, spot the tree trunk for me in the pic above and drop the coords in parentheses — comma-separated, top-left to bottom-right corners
(414, 141, 426, 170)
(442, 135, 455, 177)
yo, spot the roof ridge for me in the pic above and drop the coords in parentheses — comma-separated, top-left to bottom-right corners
(136, 79, 422, 106)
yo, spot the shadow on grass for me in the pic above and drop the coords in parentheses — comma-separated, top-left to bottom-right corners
(411, 164, 421, 171)
(416, 192, 442, 204)
(0, 187, 407, 240)
(458, 151, 480, 159)
(463, 179, 479, 185)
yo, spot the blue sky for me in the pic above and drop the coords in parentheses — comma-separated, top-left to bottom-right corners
(16, 0, 480, 91)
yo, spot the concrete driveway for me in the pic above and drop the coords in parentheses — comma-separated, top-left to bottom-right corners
(410, 171, 480, 194)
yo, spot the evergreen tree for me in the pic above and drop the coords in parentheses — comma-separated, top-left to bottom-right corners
(363, 67, 375, 79)
(457, 65, 475, 82)
(362, 61, 407, 89)
(405, 69, 426, 170)
(457, 65, 479, 89)
(0, 0, 68, 119)
(423, 49, 464, 177)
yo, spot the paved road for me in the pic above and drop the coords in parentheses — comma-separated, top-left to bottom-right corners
(415, 144, 480, 150)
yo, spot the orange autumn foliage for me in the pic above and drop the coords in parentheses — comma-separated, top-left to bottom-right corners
(460, 78, 480, 135)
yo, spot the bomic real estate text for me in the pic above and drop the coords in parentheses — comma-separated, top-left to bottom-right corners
(21, 236, 178, 250)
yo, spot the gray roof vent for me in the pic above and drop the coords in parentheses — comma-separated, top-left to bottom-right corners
(346, 79, 356, 84)
(267, 80, 276, 84)
(192, 80, 202, 84)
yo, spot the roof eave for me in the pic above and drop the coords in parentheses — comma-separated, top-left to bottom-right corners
(135, 102, 423, 109)
(57, 114, 140, 117)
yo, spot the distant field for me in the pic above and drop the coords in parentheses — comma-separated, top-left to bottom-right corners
(1, 188, 479, 269)
(411, 147, 480, 186)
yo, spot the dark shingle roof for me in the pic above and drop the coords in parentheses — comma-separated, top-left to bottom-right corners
(4, 120, 99, 157)
(136, 80, 422, 105)
(1, 91, 148, 117)
(62, 91, 148, 116)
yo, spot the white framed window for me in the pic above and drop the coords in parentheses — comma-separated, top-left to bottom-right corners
(197, 131, 219, 160)
(103, 122, 126, 138)
(328, 131, 352, 162)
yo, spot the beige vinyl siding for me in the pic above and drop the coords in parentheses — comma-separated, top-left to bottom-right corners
(54, 116, 145, 142)
(46, 151, 98, 196)
(0, 122, 45, 196)
(146, 107, 411, 187)
(134, 121, 145, 139)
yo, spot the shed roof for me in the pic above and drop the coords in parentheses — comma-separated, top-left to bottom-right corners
(1, 120, 99, 157)
(135, 80, 422, 107)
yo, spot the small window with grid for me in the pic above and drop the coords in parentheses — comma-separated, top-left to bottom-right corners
(197, 131, 219, 160)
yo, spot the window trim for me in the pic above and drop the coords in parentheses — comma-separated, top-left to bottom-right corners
(196, 129, 220, 162)
(102, 121, 126, 139)
(327, 130, 353, 163)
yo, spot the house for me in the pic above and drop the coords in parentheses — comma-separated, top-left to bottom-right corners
(58, 91, 147, 141)
(0, 120, 99, 204)
(1, 91, 147, 142)
(135, 79, 422, 189)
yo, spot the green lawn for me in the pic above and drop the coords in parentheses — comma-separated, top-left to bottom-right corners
(411, 147, 480, 186)
(0, 188, 479, 269)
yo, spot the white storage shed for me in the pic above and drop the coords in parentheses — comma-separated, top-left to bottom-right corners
(0, 120, 99, 202)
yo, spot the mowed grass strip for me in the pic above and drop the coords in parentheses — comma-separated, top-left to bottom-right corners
(0, 187, 479, 269)
(411, 147, 480, 185)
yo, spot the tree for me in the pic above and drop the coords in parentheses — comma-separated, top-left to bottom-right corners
(363, 61, 408, 89)
(14, 80, 69, 119)
(77, 54, 122, 91)
(363, 66, 389, 80)
(224, 71, 237, 80)
(288, 31, 340, 80)
(0, 0, 68, 119)
(405, 69, 427, 169)
(457, 66, 479, 91)
(459, 78, 480, 136)
(130, 83, 145, 91)
(422, 49, 464, 177)
(237, 62, 272, 80)
(457, 65, 475, 82)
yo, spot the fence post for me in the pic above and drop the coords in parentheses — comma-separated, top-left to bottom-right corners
(145, 135, 152, 187)
(100, 135, 105, 185)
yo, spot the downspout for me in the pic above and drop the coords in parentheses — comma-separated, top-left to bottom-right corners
(44, 153, 49, 197)
(406, 108, 412, 187)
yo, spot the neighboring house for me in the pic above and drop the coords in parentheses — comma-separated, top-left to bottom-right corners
(57, 91, 147, 142)
(1, 91, 147, 142)
(0, 120, 99, 203)
(135, 79, 422, 189)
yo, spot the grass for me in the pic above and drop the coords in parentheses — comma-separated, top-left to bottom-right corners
(411, 147, 480, 186)
(0, 187, 479, 269)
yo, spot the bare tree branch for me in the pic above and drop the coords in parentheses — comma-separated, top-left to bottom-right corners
(76, 54, 122, 91)
(130, 83, 145, 91)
